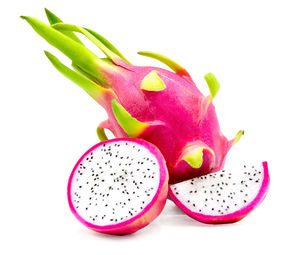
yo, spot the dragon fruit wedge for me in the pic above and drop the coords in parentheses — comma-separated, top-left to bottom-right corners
(68, 138, 168, 235)
(169, 161, 270, 224)
(21, 9, 244, 184)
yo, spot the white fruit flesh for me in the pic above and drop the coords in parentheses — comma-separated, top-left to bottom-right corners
(70, 141, 160, 225)
(170, 163, 264, 215)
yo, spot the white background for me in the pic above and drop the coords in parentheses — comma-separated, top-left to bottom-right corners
(1, 0, 299, 254)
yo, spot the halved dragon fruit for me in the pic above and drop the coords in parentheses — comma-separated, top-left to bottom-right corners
(169, 161, 269, 223)
(21, 9, 244, 184)
(68, 138, 168, 235)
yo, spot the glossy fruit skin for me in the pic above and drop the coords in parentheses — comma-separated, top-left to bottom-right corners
(22, 12, 243, 184)
(92, 63, 237, 184)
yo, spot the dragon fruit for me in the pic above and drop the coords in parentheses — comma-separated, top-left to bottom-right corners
(21, 9, 244, 184)
(68, 138, 168, 235)
(169, 161, 270, 223)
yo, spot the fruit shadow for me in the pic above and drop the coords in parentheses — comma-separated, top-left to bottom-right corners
(158, 202, 233, 228)
(87, 229, 145, 240)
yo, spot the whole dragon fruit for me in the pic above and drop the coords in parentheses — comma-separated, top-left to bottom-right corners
(21, 9, 243, 184)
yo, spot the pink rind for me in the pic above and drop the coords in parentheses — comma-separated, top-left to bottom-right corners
(102, 65, 233, 184)
(168, 161, 270, 224)
(67, 138, 169, 235)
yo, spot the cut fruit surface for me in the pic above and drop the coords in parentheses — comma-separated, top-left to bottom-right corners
(68, 138, 168, 235)
(169, 161, 269, 223)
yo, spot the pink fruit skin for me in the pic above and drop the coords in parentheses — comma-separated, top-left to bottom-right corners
(100, 64, 236, 184)
(67, 138, 169, 235)
(168, 161, 270, 224)
(21, 15, 241, 185)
